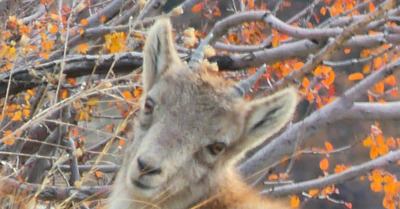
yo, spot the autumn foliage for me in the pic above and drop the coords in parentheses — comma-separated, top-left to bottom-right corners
(0, 0, 399, 208)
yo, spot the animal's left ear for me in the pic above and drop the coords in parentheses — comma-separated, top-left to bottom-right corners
(237, 88, 297, 156)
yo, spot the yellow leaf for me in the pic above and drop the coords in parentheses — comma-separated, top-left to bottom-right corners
(3, 130, 15, 145)
(87, 96, 100, 106)
(105, 32, 127, 53)
(12, 111, 22, 121)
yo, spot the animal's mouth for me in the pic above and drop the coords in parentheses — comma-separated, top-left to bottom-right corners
(133, 179, 153, 190)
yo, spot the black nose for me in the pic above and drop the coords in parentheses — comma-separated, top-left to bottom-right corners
(137, 157, 162, 176)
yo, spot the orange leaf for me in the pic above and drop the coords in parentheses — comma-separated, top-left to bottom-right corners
(80, 19, 89, 26)
(370, 145, 379, 159)
(122, 91, 132, 99)
(23, 109, 30, 118)
(309, 189, 319, 197)
(344, 48, 351, 54)
(290, 195, 300, 208)
(384, 75, 396, 85)
(94, 171, 102, 178)
(362, 64, 370, 74)
(67, 78, 76, 85)
(61, 89, 68, 99)
(373, 57, 382, 69)
(369, 2, 375, 12)
(348, 73, 364, 81)
(41, 52, 49, 60)
(314, 66, 323, 75)
(192, 3, 203, 13)
(373, 81, 384, 94)
(325, 142, 333, 152)
(50, 25, 58, 34)
(3, 136, 15, 145)
(302, 77, 309, 88)
(378, 144, 388, 155)
(363, 136, 374, 147)
(12, 111, 22, 121)
(293, 62, 304, 71)
(106, 125, 113, 131)
(134, 88, 143, 97)
(370, 181, 382, 192)
(306, 92, 314, 103)
(213, 7, 221, 17)
(268, 174, 278, 180)
(100, 15, 107, 23)
(76, 43, 89, 54)
(72, 129, 79, 136)
(118, 138, 125, 147)
(320, 7, 326, 15)
(3, 130, 15, 145)
(283, 1, 291, 7)
(319, 158, 329, 171)
(322, 71, 335, 87)
(387, 137, 396, 148)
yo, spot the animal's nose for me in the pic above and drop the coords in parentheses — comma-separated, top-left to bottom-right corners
(137, 157, 162, 176)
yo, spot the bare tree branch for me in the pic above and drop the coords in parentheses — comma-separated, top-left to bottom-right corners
(342, 101, 400, 120)
(0, 177, 110, 201)
(262, 149, 400, 196)
(239, 56, 400, 177)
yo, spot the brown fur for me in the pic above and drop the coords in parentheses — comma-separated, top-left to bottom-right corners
(108, 18, 297, 209)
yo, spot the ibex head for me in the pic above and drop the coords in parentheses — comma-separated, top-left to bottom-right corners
(116, 18, 297, 207)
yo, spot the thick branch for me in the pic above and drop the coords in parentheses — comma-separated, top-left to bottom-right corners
(0, 52, 144, 98)
(343, 101, 400, 120)
(0, 178, 109, 201)
(263, 149, 400, 196)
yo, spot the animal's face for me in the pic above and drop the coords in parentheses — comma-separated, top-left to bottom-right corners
(126, 64, 247, 199)
(121, 18, 297, 201)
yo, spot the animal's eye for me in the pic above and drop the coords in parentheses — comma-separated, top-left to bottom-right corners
(144, 97, 155, 113)
(207, 142, 226, 155)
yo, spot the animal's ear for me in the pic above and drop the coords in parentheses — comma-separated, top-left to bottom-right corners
(143, 18, 181, 92)
(237, 88, 297, 156)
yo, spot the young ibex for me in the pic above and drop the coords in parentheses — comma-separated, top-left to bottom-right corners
(108, 18, 297, 209)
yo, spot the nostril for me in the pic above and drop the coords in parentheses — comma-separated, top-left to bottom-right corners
(137, 157, 162, 175)
(137, 157, 146, 171)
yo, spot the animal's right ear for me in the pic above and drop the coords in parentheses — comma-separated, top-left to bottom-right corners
(143, 18, 181, 92)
